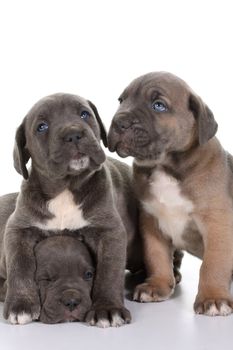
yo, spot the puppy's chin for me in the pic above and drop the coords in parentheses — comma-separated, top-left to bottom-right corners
(115, 139, 138, 158)
(116, 145, 131, 158)
(39, 306, 87, 324)
(68, 147, 106, 170)
(116, 142, 159, 161)
(63, 309, 85, 323)
(68, 156, 90, 172)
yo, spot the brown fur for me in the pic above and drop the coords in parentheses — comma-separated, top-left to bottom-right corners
(108, 72, 233, 316)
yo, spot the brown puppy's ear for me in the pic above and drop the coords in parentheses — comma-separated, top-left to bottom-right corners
(13, 120, 30, 180)
(189, 93, 218, 145)
(88, 100, 108, 147)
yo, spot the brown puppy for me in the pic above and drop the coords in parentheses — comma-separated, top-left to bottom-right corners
(108, 71, 233, 316)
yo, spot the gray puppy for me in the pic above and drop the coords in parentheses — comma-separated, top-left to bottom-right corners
(36, 235, 94, 324)
(1, 93, 142, 327)
(0, 198, 94, 324)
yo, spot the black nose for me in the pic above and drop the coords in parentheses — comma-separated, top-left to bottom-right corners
(116, 119, 132, 131)
(63, 130, 83, 143)
(113, 114, 136, 132)
(62, 297, 81, 312)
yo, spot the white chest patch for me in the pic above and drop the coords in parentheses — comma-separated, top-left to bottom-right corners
(35, 190, 89, 231)
(142, 170, 194, 247)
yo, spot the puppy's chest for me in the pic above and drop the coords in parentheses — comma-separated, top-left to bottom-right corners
(35, 190, 89, 231)
(142, 170, 194, 247)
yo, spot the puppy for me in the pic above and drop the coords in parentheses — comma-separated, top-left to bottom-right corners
(108, 71, 233, 316)
(36, 235, 94, 324)
(1, 93, 142, 326)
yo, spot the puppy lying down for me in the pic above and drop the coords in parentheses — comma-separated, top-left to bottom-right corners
(0, 194, 94, 324)
(35, 235, 94, 323)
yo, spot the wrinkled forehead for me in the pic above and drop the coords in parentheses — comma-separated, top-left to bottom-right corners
(25, 93, 91, 123)
(35, 238, 93, 269)
(122, 72, 191, 102)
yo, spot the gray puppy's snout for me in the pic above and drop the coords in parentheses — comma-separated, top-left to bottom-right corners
(63, 130, 83, 144)
(60, 291, 82, 311)
(63, 298, 81, 311)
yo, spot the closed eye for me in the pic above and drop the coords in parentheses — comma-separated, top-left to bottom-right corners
(39, 277, 56, 283)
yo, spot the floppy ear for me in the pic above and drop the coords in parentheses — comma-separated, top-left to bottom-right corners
(88, 100, 108, 147)
(189, 93, 218, 145)
(13, 120, 30, 179)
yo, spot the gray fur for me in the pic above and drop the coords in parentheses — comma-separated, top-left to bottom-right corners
(35, 235, 94, 324)
(0, 93, 141, 326)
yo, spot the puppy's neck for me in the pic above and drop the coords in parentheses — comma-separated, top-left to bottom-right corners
(24, 166, 98, 200)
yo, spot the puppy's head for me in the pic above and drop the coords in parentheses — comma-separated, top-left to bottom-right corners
(13, 94, 108, 180)
(35, 236, 94, 324)
(108, 72, 218, 161)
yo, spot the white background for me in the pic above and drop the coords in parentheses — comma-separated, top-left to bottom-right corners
(0, 1, 233, 349)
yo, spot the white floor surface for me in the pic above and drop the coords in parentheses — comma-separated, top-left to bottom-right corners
(1, 253, 233, 350)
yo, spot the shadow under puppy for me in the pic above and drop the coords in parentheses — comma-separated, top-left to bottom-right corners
(108, 71, 233, 316)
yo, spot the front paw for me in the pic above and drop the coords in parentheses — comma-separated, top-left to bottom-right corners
(4, 295, 41, 325)
(133, 277, 175, 302)
(194, 294, 233, 316)
(85, 304, 131, 328)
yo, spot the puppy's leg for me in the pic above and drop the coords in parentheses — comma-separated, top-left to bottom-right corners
(3, 228, 41, 324)
(85, 224, 131, 328)
(194, 209, 233, 316)
(133, 212, 175, 302)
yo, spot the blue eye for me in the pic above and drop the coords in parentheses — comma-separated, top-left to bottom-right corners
(152, 100, 167, 112)
(80, 111, 90, 120)
(37, 122, 49, 133)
